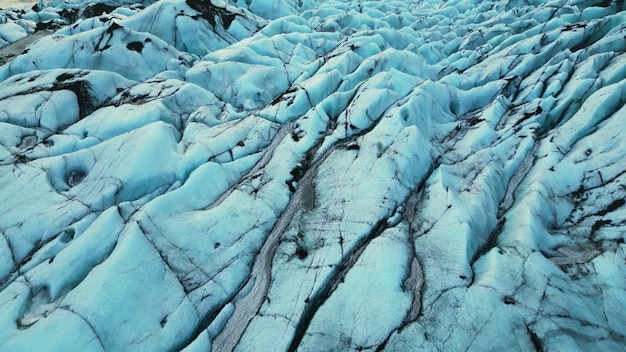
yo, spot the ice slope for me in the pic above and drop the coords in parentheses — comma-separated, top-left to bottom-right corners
(0, 0, 625, 351)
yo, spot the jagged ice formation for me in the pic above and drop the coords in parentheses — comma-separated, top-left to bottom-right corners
(0, 0, 626, 350)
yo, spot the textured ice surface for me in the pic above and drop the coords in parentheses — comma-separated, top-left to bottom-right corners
(1, 0, 626, 351)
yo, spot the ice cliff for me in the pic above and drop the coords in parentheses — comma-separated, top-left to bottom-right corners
(0, 0, 625, 350)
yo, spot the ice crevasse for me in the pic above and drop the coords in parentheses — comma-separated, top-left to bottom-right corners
(0, 0, 625, 350)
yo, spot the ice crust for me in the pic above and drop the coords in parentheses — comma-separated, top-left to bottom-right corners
(0, 0, 625, 351)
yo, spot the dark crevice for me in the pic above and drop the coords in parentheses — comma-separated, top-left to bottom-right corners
(470, 217, 506, 267)
(185, 0, 239, 29)
(52, 80, 95, 120)
(126, 41, 144, 53)
(593, 198, 625, 217)
(287, 219, 389, 352)
(80, 3, 117, 19)
(4, 73, 96, 121)
(526, 324, 543, 352)
(591, 219, 612, 232)
(570, 21, 609, 53)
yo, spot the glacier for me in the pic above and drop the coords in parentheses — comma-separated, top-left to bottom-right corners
(0, 0, 625, 350)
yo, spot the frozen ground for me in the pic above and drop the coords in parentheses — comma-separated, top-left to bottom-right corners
(0, 0, 625, 351)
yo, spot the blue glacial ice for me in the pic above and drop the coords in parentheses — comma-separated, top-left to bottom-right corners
(0, 0, 625, 351)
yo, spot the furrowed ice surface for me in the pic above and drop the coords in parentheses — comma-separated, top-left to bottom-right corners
(0, 0, 625, 351)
